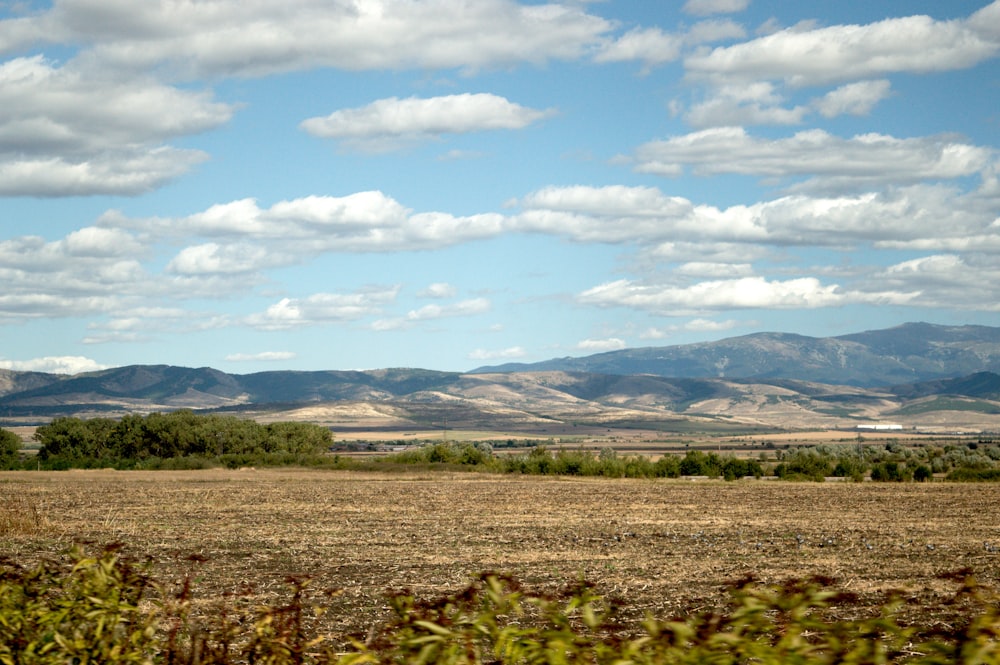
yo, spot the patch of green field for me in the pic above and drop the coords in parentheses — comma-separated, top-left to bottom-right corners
(889, 397, 1000, 416)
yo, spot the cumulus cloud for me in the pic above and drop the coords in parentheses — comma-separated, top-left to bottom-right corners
(104, 192, 508, 269)
(576, 337, 627, 352)
(0, 356, 108, 374)
(407, 298, 491, 321)
(0, 56, 231, 196)
(683, 82, 808, 127)
(247, 286, 401, 331)
(0, 227, 155, 321)
(225, 351, 297, 362)
(674, 4, 1000, 128)
(875, 254, 1000, 310)
(516, 184, 931, 247)
(595, 27, 682, 68)
(0, 0, 614, 78)
(595, 20, 745, 71)
(813, 79, 892, 118)
(167, 242, 276, 276)
(676, 262, 754, 278)
(684, 6, 1000, 87)
(579, 276, 850, 313)
(419, 283, 458, 299)
(82, 307, 229, 344)
(640, 318, 741, 339)
(682, 0, 750, 17)
(372, 297, 491, 331)
(301, 93, 555, 152)
(634, 128, 992, 192)
(468, 346, 527, 360)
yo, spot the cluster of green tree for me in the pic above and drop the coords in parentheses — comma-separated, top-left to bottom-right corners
(20, 412, 333, 469)
(3, 545, 999, 664)
(0, 429, 20, 470)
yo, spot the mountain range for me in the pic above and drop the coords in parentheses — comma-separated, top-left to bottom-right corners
(472, 322, 1000, 387)
(2, 323, 999, 432)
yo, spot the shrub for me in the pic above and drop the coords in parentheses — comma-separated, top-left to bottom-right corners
(0, 428, 20, 469)
(4, 547, 1000, 664)
(947, 467, 1000, 482)
(871, 461, 912, 482)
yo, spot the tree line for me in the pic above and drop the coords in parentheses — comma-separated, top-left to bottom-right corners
(5, 414, 1000, 481)
(2, 411, 333, 469)
(382, 439, 1000, 481)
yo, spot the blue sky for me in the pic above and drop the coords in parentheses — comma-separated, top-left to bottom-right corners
(1, 0, 999, 375)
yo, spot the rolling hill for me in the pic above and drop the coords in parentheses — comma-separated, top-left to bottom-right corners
(2, 323, 999, 432)
(472, 323, 1000, 387)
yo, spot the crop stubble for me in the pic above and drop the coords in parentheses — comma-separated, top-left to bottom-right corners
(2, 469, 999, 639)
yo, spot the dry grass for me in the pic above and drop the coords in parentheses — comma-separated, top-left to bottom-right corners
(0, 494, 52, 537)
(2, 468, 999, 642)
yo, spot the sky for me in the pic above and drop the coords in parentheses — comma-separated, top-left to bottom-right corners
(1, 0, 999, 376)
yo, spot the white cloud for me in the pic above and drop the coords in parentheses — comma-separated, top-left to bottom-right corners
(595, 20, 745, 71)
(0, 0, 614, 78)
(579, 276, 848, 313)
(247, 286, 401, 331)
(0, 227, 157, 321)
(468, 346, 527, 360)
(875, 254, 1000, 310)
(685, 6, 1000, 87)
(0, 149, 210, 197)
(82, 306, 229, 343)
(0, 356, 108, 374)
(0, 56, 231, 196)
(109, 192, 507, 255)
(419, 283, 457, 299)
(640, 318, 741, 339)
(408, 298, 491, 321)
(373, 297, 491, 331)
(685, 318, 742, 332)
(301, 93, 555, 152)
(167, 242, 275, 276)
(675, 262, 754, 278)
(682, 0, 749, 17)
(813, 79, 892, 118)
(683, 81, 808, 127)
(634, 128, 992, 192)
(576, 337, 627, 352)
(595, 27, 682, 68)
(225, 351, 297, 362)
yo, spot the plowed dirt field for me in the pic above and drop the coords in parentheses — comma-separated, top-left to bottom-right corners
(3, 469, 999, 643)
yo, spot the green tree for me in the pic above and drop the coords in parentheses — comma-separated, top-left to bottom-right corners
(35, 417, 99, 461)
(0, 428, 20, 468)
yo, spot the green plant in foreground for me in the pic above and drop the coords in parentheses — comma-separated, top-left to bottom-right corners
(2, 546, 1000, 664)
(0, 543, 159, 664)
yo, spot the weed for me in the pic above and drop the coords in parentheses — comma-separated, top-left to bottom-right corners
(2, 546, 1000, 664)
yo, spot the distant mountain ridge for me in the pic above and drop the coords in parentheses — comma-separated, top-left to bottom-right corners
(1, 323, 999, 431)
(472, 323, 1000, 387)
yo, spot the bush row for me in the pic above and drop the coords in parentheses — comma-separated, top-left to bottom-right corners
(8, 412, 334, 470)
(2, 545, 999, 664)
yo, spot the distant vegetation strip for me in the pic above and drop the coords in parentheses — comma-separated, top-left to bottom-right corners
(3, 413, 1000, 481)
(2, 544, 1000, 664)
(1, 411, 334, 470)
(378, 439, 1000, 482)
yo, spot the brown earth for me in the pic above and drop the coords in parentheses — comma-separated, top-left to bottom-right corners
(3, 469, 999, 646)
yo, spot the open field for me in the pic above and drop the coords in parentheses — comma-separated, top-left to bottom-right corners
(3, 469, 1000, 645)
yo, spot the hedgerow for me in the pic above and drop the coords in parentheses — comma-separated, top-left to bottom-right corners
(2, 545, 999, 664)
(22, 413, 334, 470)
